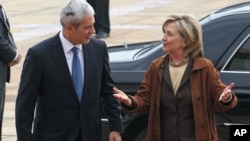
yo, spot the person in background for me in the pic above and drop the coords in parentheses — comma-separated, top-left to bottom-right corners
(113, 14, 237, 141)
(0, 4, 22, 141)
(87, 0, 110, 39)
(15, 0, 122, 141)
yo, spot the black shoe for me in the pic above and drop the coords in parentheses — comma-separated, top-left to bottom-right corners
(95, 32, 109, 39)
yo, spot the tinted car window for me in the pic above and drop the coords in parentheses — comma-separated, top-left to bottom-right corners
(225, 35, 250, 71)
(202, 14, 250, 66)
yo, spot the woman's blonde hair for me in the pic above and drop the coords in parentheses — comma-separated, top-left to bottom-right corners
(162, 14, 204, 58)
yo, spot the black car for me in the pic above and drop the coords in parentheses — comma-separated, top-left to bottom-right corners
(102, 2, 250, 141)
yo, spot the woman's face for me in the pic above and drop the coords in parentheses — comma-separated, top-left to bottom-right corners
(162, 22, 185, 55)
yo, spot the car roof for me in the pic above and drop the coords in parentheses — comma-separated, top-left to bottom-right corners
(200, 2, 250, 24)
(201, 2, 250, 66)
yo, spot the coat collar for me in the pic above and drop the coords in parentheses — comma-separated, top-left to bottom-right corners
(151, 54, 210, 83)
(192, 57, 210, 71)
(152, 54, 209, 72)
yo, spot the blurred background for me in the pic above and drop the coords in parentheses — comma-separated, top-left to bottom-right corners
(1, 0, 248, 140)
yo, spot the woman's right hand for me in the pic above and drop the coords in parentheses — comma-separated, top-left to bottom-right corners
(113, 87, 132, 107)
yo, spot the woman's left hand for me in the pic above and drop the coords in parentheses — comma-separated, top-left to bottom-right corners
(219, 82, 234, 101)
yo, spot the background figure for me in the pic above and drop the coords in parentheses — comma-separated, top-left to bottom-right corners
(15, 0, 122, 141)
(87, 0, 110, 39)
(0, 4, 22, 141)
(113, 14, 237, 141)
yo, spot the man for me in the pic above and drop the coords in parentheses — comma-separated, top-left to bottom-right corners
(15, 0, 122, 141)
(87, 0, 110, 38)
(0, 4, 22, 141)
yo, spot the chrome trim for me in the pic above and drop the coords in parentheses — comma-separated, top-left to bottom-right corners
(221, 33, 250, 73)
(220, 71, 250, 74)
(222, 123, 250, 126)
(101, 118, 109, 123)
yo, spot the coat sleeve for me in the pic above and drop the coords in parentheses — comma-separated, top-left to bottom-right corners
(208, 61, 237, 112)
(15, 48, 41, 141)
(122, 62, 153, 114)
(100, 42, 123, 132)
(0, 7, 17, 63)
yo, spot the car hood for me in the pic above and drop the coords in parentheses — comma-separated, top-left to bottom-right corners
(108, 41, 162, 62)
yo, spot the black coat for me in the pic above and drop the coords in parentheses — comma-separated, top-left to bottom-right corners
(0, 5, 16, 83)
(15, 34, 122, 141)
(0, 5, 16, 140)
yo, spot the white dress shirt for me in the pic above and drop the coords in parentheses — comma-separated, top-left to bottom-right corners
(59, 31, 84, 77)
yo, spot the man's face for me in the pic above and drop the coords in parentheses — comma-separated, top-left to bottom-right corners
(69, 15, 96, 45)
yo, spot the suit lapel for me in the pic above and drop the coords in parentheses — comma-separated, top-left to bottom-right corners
(50, 35, 79, 101)
(82, 43, 94, 96)
(179, 59, 193, 88)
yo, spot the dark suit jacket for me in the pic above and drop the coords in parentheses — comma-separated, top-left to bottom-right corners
(0, 5, 16, 133)
(15, 33, 122, 141)
(0, 5, 16, 84)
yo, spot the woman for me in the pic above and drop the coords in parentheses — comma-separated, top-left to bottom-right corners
(113, 14, 237, 141)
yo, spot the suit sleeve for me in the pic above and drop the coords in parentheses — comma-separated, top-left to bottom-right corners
(0, 10, 17, 63)
(15, 48, 41, 141)
(101, 43, 123, 133)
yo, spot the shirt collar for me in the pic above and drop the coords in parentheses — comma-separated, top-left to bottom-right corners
(59, 31, 82, 53)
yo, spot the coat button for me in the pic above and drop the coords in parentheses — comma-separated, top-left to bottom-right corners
(200, 123, 205, 128)
(196, 97, 202, 100)
(177, 94, 182, 98)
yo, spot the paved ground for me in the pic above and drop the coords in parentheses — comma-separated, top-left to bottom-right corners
(1, 0, 248, 140)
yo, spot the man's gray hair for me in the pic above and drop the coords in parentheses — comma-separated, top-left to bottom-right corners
(60, 0, 95, 27)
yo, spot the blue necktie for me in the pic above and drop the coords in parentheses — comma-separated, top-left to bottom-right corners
(71, 47, 83, 102)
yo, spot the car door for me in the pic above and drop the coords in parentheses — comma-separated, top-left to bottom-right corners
(215, 28, 250, 140)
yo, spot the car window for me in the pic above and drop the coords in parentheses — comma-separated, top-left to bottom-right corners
(224, 35, 250, 71)
(202, 15, 250, 66)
